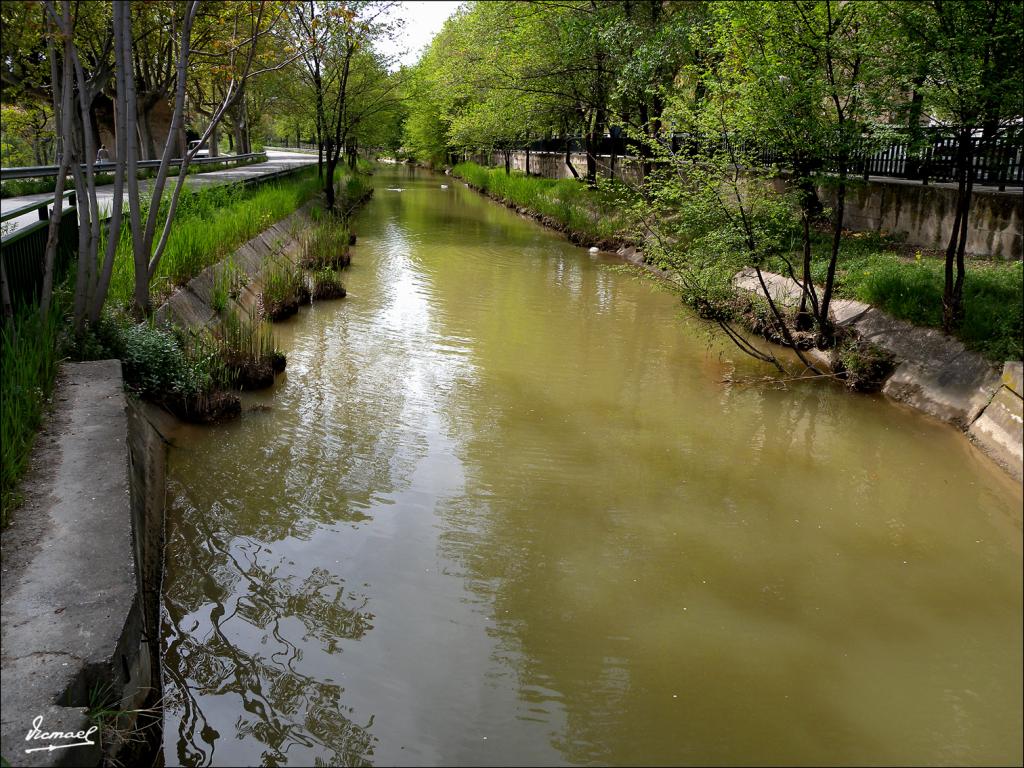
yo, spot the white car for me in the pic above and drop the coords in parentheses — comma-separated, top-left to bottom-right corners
(188, 140, 210, 158)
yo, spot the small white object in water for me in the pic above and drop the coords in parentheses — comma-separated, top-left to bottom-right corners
(441, 184, 448, 189)
(589, 246, 599, 254)
(386, 187, 404, 192)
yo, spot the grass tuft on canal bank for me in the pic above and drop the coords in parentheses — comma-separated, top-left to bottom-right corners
(451, 162, 629, 245)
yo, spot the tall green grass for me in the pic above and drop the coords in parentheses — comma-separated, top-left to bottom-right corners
(777, 232, 1024, 361)
(106, 167, 326, 308)
(1, 304, 62, 525)
(451, 162, 627, 242)
(299, 215, 350, 270)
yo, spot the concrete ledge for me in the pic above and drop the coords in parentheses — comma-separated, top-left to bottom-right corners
(730, 268, 1021, 480)
(0, 361, 150, 767)
(969, 385, 1024, 481)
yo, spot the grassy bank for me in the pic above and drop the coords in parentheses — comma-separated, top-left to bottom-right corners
(104, 165, 348, 309)
(766, 232, 1023, 361)
(1, 304, 62, 525)
(451, 162, 628, 244)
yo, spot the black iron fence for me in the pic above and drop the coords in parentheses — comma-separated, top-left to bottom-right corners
(501, 127, 1024, 189)
(752, 128, 1023, 189)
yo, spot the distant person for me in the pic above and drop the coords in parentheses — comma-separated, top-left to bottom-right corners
(96, 144, 110, 163)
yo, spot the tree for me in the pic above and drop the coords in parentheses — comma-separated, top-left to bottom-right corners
(37, 0, 293, 323)
(890, 0, 1024, 332)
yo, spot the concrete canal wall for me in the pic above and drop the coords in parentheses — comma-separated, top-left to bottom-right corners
(0, 362, 160, 767)
(729, 267, 1023, 481)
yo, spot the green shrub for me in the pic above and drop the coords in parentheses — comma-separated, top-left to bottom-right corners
(119, 323, 216, 401)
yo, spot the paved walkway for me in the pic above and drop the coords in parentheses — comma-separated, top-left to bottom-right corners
(1, 149, 318, 235)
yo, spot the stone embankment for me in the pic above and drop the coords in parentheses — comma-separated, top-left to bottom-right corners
(731, 267, 1023, 481)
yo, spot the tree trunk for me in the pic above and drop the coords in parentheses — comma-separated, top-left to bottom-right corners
(795, 211, 815, 331)
(585, 131, 598, 185)
(564, 136, 579, 179)
(90, 0, 130, 324)
(325, 149, 338, 211)
(136, 103, 157, 160)
(943, 127, 973, 332)
(40, 19, 74, 318)
(818, 168, 847, 341)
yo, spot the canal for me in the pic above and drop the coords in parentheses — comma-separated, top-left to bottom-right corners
(161, 165, 1023, 766)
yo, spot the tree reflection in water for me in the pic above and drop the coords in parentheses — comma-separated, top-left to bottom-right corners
(162, 485, 376, 767)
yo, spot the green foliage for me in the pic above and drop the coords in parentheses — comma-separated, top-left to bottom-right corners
(118, 322, 228, 402)
(837, 252, 1021, 361)
(451, 162, 627, 242)
(1, 305, 62, 526)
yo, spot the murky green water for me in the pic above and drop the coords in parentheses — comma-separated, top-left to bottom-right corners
(161, 165, 1023, 767)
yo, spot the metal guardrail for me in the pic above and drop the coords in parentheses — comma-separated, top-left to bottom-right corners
(0, 152, 267, 181)
(1, 190, 76, 224)
(1, 192, 78, 308)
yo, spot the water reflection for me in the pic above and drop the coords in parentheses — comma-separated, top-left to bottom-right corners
(162, 488, 377, 766)
(163, 165, 1023, 767)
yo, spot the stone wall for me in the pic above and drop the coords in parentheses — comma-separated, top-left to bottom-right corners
(818, 180, 1022, 260)
(479, 150, 644, 185)
(969, 362, 1024, 481)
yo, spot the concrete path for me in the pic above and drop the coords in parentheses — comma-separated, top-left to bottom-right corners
(1, 149, 318, 235)
(0, 361, 147, 768)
